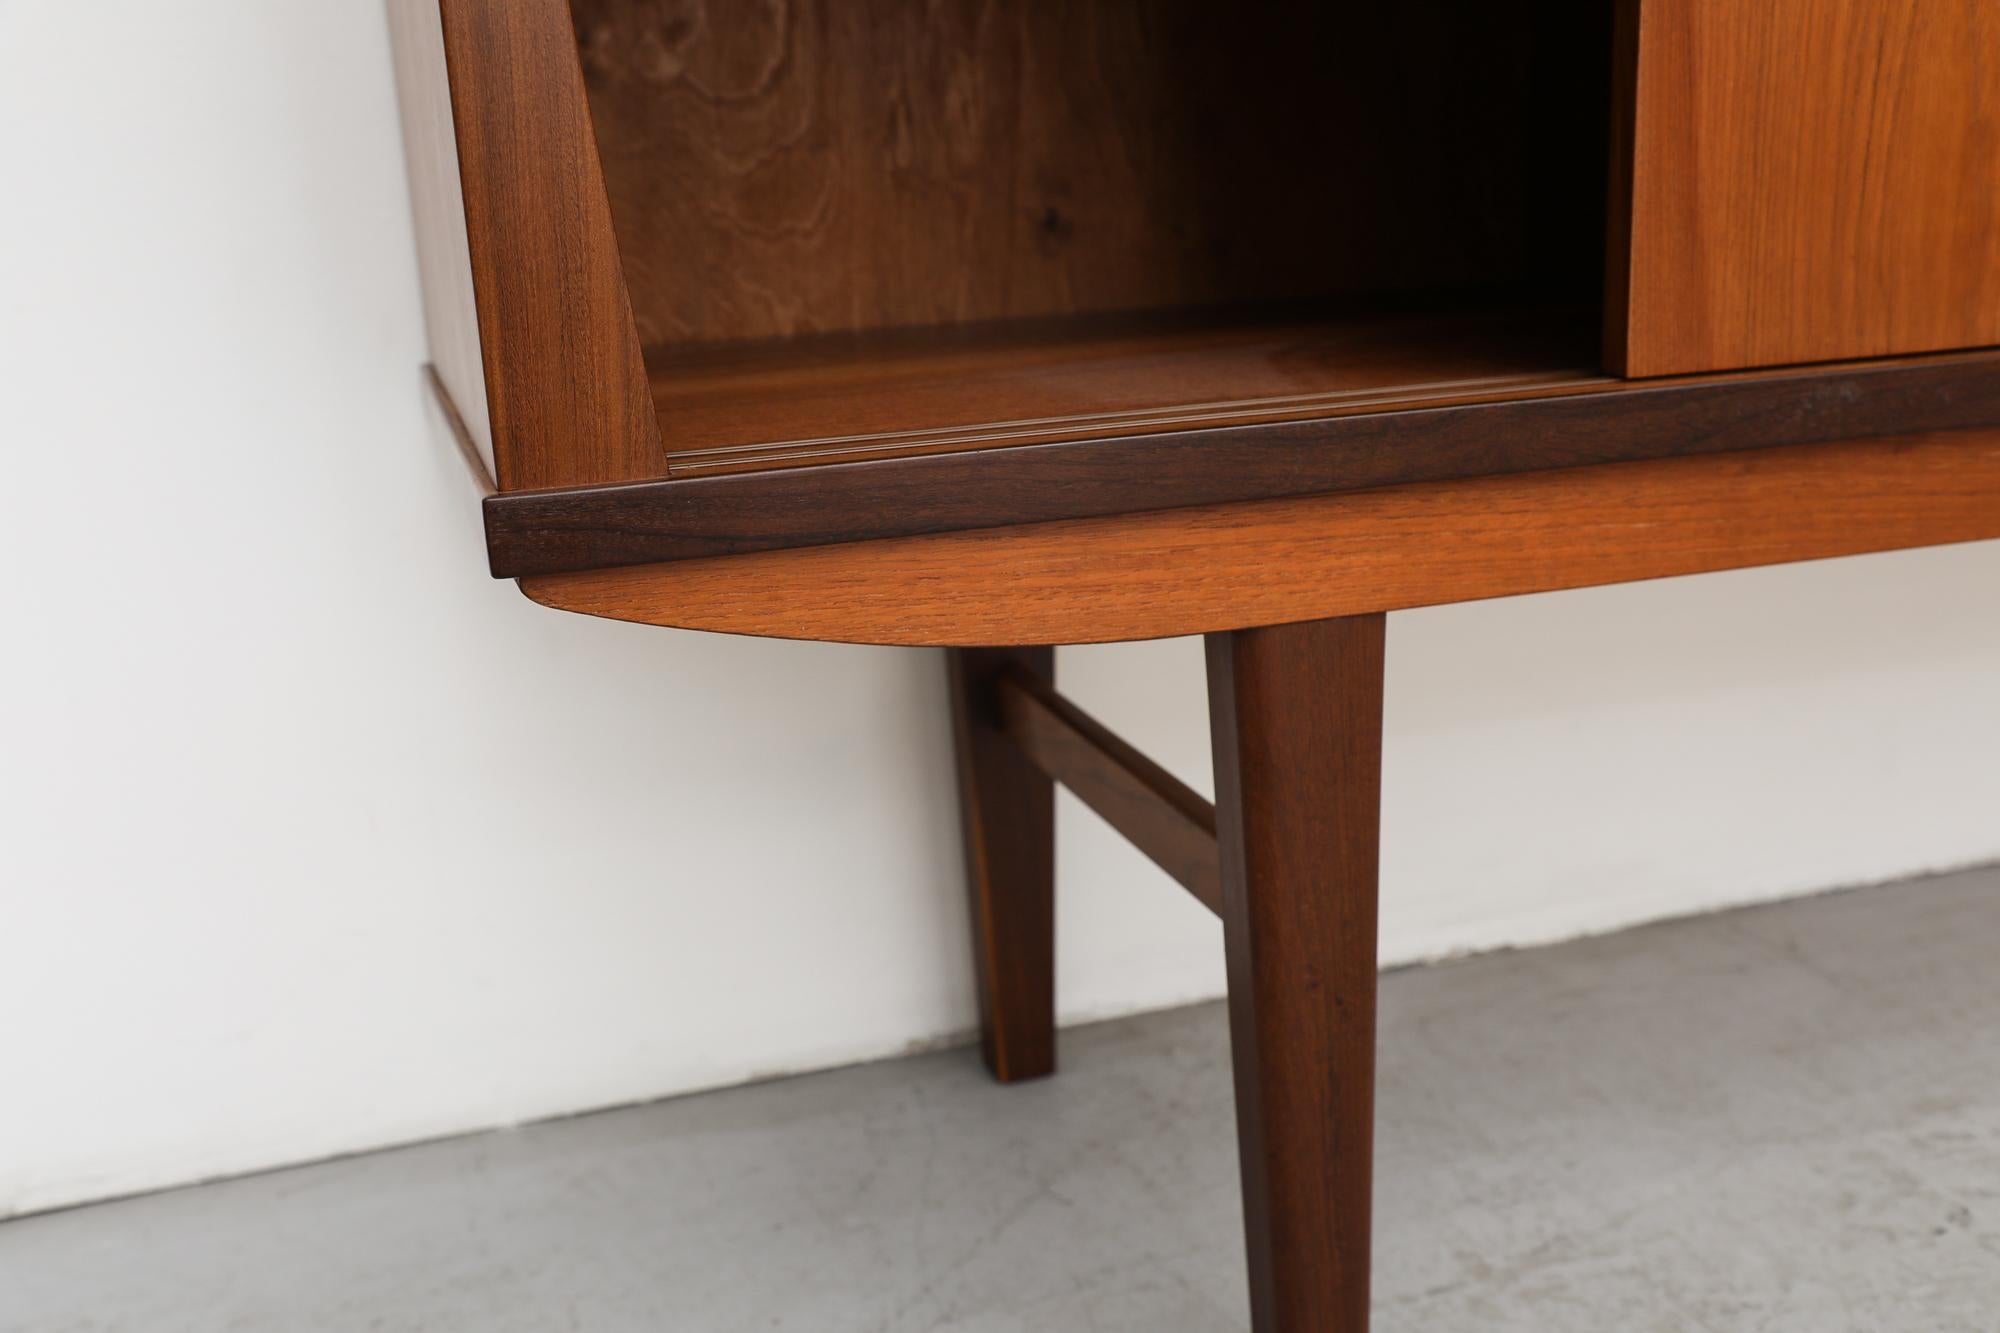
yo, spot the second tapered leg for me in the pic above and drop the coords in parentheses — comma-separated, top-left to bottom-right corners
(1207, 615, 1386, 1333)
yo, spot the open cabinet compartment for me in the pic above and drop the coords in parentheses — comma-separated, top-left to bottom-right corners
(569, 0, 1617, 476)
(401, 0, 2000, 579)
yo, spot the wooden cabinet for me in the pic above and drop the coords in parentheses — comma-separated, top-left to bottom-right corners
(1608, 0, 2000, 377)
(392, 0, 2000, 638)
(391, 4, 2000, 1329)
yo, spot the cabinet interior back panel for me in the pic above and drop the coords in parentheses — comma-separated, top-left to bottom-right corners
(570, 0, 1611, 347)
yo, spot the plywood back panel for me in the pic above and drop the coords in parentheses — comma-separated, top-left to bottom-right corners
(1610, 0, 2000, 377)
(570, 0, 1612, 346)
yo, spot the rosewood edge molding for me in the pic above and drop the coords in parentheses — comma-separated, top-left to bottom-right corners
(478, 349, 2000, 578)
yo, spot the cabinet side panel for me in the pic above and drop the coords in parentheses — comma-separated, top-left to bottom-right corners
(389, 0, 496, 481)
(435, 0, 667, 490)
(1617, 0, 2000, 376)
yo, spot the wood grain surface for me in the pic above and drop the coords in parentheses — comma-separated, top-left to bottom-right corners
(1610, 0, 2000, 376)
(519, 427, 2000, 646)
(437, 0, 667, 489)
(570, 0, 1608, 345)
(486, 347, 2000, 578)
(648, 303, 1598, 472)
(1208, 616, 1385, 1333)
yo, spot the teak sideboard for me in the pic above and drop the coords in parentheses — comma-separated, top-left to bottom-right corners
(389, 2, 2000, 1327)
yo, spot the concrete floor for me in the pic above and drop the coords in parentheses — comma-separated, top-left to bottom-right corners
(6, 866, 1999, 1332)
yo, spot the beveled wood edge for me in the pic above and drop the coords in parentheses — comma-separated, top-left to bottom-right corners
(427, 364, 497, 496)
(518, 425, 2000, 646)
(996, 668, 1222, 916)
(388, 0, 497, 482)
(435, 0, 667, 490)
(483, 347, 2000, 578)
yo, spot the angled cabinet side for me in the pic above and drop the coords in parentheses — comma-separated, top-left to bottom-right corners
(392, 0, 667, 492)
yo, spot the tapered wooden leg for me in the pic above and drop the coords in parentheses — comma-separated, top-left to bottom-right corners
(947, 647, 1057, 1082)
(1206, 616, 1386, 1333)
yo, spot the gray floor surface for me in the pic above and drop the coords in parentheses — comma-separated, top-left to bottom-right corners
(5, 865, 1999, 1332)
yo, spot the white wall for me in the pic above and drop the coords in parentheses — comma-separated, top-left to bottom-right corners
(2, 2, 1997, 1219)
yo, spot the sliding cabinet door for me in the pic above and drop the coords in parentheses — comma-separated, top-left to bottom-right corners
(1608, 0, 2000, 377)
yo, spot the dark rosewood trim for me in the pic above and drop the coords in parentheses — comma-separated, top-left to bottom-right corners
(996, 668, 1221, 917)
(483, 349, 2000, 578)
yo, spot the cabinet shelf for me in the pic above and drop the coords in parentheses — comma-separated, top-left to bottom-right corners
(649, 302, 1606, 476)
